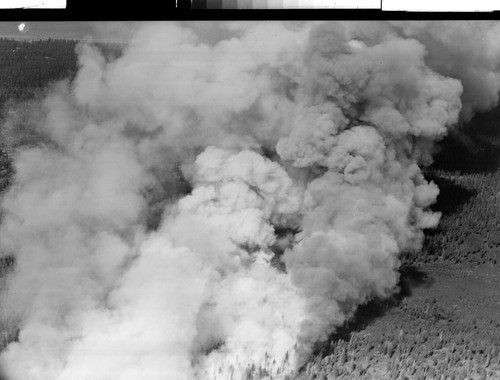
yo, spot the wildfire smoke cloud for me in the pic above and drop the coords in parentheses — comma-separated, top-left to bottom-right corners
(0, 21, 496, 379)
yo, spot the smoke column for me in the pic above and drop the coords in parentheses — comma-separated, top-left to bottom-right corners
(0, 21, 496, 379)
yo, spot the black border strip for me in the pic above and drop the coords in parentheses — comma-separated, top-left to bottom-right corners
(0, 0, 498, 21)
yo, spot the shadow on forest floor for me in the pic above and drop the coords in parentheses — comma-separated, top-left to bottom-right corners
(431, 105, 500, 174)
(424, 173, 477, 217)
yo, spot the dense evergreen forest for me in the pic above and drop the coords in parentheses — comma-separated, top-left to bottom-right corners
(0, 38, 78, 103)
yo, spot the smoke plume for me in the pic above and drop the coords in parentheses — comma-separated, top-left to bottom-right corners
(0, 21, 496, 379)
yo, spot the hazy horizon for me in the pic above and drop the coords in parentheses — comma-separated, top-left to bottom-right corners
(0, 21, 141, 42)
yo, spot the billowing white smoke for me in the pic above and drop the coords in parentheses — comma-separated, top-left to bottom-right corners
(342, 21, 500, 123)
(0, 21, 492, 380)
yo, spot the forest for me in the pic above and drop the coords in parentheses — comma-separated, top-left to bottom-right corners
(0, 38, 78, 102)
